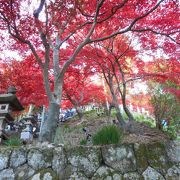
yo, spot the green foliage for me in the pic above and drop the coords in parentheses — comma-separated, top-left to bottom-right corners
(149, 83, 180, 138)
(80, 139, 87, 145)
(143, 120, 155, 128)
(111, 109, 129, 120)
(151, 92, 179, 121)
(135, 114, 155, 128)
(92, 125, 122, 145)
(111, 109, 117, 117)
(84, 109, 96, 115)
(166, 120, 179, 139)
(64, 124, 70, 129)
(4, 138, 22, 147)
(70, 109, 97, 122)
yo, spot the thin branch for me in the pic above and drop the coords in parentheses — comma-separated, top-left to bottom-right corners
(89, 0, 165, 43)
(77, 0, 128, 24)
(125, 73, 166, 83)
(58, 0, 105, 79)
(131, 28, 180, 45)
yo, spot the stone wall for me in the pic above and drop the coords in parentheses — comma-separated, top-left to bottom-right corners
(0, 141, 179, 180)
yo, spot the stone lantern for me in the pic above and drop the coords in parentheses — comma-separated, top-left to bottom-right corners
(0, 86, 24, 143)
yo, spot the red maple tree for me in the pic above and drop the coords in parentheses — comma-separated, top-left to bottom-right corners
(0, 55, 47, 106)
(0, 0, 179, 142)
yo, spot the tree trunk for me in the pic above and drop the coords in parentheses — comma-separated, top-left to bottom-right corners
(108, 75, 125, 127)
(156, 119, 162, 130)
(76, 106, 84, 121)
(111, 91, 125, 127)
(39, 102, 60, 142)
(74, 106, 85, 126)
(108, 104, 113, 120)
(122, 100, 134, 121)
(116, 111, 125, 127)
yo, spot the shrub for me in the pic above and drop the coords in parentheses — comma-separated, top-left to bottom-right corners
(143, 120, 155, 128)
(93, 125, 122, 145)
(80, 139, 87, 145)
(149, 83, 180, 130)
(4, 138, 22, 146)
(165, 120, 179, 139)
(134, 114, 155, 128)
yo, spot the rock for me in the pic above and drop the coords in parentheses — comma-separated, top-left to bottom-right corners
(146, 143, 172, 175)
(52, 146, 67, 175)
(61, 165, 88, 179)
(14, 164, 35, 180)
(165, 164, 180, 180)
(0, 142, 179, 179)
(10, 148, 27, 168)
(0, 148, 11, 170)
(123, 172, 142, 180)
(61, 165, 79, 179)
(31, 173, 40, 180)
(30, 169, 58, 180)
(92, 166, 123, 180)
(104, 176, 112, 180)
(142, 166, 165, 180)
(92, 166, 115, 180)
(0, 168, 15, 180)
(68, 172, 88, 180)
(66, 146, 102, 178)
(166, 140, 180, 163)
(35, 142, 55, 148)
(43, 172, 53, 180)
(112, 173, 123, 180)
(102, 144, 136, 173)
(27, 148, 53, 170)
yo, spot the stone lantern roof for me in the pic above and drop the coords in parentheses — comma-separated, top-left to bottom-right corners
(0, 86, 24, 111)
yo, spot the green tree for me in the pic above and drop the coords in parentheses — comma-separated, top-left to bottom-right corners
(150, 83, 180, 135)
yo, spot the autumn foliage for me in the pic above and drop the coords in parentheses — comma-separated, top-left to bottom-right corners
(0, 0, 179, 142)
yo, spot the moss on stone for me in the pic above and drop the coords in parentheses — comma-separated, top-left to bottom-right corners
(41, 148, 53, 163)
(61, 165, 88, 180)
(145, 142, 173, 175)
(134, 144, 148, 173)
(61, 165, 74, 179)
(67, 146, 87, 156)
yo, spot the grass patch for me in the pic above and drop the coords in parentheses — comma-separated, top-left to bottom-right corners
(4, 138, 22, 147)
(93, 125, 122, 145)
